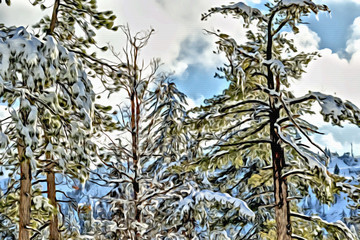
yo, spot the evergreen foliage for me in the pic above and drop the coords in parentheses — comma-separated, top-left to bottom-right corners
(184, 0, 360, 239)
(89, 26, 197, 239)
(0, 26, 94, 239)
(0, 0, 358, 239)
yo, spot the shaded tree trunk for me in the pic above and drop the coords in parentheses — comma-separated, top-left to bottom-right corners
(270, 115, 292, 240)
(46, 2, 61, 238)
(49, 0, 60, 35)
(131, 90, 141, 240)
(266, 12, 292, 239)
(47, 162, 59, 240)
(19, 142, 32, 240)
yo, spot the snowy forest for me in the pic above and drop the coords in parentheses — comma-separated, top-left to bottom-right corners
(0, 0, 359, 239)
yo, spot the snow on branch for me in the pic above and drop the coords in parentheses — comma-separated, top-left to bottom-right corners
(291, 212, 357, 240)
(0, 26, 96, 185)
(287, 92, 360, 126)
(220, 99, 269, 112)
(202, 2, 267, 25)
(281, 0, 317, 8)
(174, 189, 255, 220)
(195, 190, 254, 217)
(263, 59, 287, 79)
(277, 0, 330, 15)
(313, 92, 360, 126)
(279, 94, 328, 159)
(335, 182, 360, 202)
(275, 123, 331, 183)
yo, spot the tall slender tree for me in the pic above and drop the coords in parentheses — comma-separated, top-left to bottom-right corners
(0, 1, 118, 239)
(0, 25, 94, 239)
(37, 1, 115, 237)
(90, 26, 194, 239)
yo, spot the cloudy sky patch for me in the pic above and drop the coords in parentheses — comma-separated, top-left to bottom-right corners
(0, 0, 359, 155)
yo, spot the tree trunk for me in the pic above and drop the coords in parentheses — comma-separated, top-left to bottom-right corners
(47, 2, 60, 238)
(47, 162, 59, 240)
(49, 0, 60, 35)
(130, 91, 140, 240)
(19, 142, 32, 240)
(270, 108, 291, 240)
(266, 13, 291, 239)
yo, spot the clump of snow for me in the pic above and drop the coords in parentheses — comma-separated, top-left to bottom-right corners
(45, 142, 53, 152)
(0, 26, 95, 178)
(0, 132, 9, 149)
(281, 0, 316, 7)
(33, 196, 43, 210)
(224, 2, 257, 17)
(25, 146, 33, 158)
(43, 35, 59, 60)
(312, 92, 360, 126)
(275, 123, 332, 185)
(263, 59, 287, 78)
(207, 2, 266, 24)
(210, 230, 231, 240)
(0, 41, 10, 76)
(195, 190, 255, 217)
(28, 106, 38, 125)
(33, 196, 53, 211)
(175, 189, 255, 220)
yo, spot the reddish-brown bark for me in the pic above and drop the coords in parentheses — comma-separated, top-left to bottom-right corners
(19, 142, 32, 240)
(267, 11, 292, 238)
(47, 162, 59, 240)
(270, 112, 292, 240)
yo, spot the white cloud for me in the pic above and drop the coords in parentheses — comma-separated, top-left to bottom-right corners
(280, 19, 360, 108)
(295, 47, 360, 106)
(97, 0, 259, 76)
(171, 61, 189, 77)
(318, 132, 345, 153)
(0, 2, 51, 27)
(290, 17, 360, 156)
(323, 0, 360, 4)
(284, 19, 360, 154)
(98, 0, 224, 73)
(313, 125, 360, 155)
(346, 16, 360, 55)
(292, 25, 321, 52)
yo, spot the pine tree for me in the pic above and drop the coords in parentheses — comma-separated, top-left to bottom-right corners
(0, 1, 118, 239)
(186, 0, 360, 239)
(0, 25, 94, 239)
(334, 164, 340, 175)
(90, 26, 197, 239)
(32, 0, 118, 77)
(35, 1, 114, 238)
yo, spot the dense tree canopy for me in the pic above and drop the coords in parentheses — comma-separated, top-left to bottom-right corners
(0, 0, 359, 239)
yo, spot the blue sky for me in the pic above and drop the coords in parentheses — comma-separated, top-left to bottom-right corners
(0, 0, 360, 154)
(307, 2, 360, 54)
